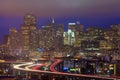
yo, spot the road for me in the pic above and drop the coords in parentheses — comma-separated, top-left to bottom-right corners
(13, 59, 120, 80)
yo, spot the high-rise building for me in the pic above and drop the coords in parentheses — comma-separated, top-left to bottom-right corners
(20, 14, 37, 52)
(3, 35, 9, 46)
(81, 40, 100, 52)
(38, 19, 56, 51)
(68, 23, 76, 32)
(45, 19, 56, 50)
(55, 24, 64, 51)
(74, 23, 84, 47)
(74, 31, 82, 47)
(38, 26, 49, 49)
(80, 27, 105, 53)
(110, 24, 120, 37)
(9, 28, 21, 55)
(68, 22, 84, 48)
(1, 35, 10, 55)
(29, 30, 39, 51)
(63, 29, 75, 46)
(86, 27, 104, 40)
(76, 22, 84, 32)
(103, 27, 119, 55)
(56, 24, 64, 37)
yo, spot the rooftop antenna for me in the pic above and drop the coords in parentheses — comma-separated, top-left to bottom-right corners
(52, 17, 55, 24)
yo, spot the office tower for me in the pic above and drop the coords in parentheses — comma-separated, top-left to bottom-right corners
(76, 22, 84, 32)
(38, 26, 48, 49)
(81, 40, 99, 52)
(20, 14, 37, 52)
(55, 24, 64, 51)
(68, 22, 84, 48)
(0, 35, 9, 55)
(103, 26, 119, 55)
(3, 35, 9, 46)
(81, 27, 105, 53)
(45, 18, 56, 50)
(63, 29, 75, 46)
(56, 24, 64, 37)
(110, 24, 120, 39)
(74, 31, 81, 47)
(86, 27, 104, 39)
(104, 30, 114, 49)
(9, 28, 21, 55)
(74, 22, 84, 47)
(68, 23, 76, 32)
(38, 19, 55, 51)
(29, 30, 39, 51)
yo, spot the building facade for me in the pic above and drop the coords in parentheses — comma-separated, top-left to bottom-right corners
(20, 14, 37, 51)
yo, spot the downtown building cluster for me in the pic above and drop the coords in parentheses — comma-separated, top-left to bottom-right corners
(0, 14, 120, 59)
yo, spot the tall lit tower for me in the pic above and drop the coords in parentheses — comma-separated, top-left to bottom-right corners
(76, 22, 84, 32)
(63, 29, 75, 46)
(20, 14, 37, 52)
(38, 18, 56, 51)
(55, 24, 64, 51)
(9, 28, 21, 55)
(46, 18, 56, 50)
(68, 23, 76, 32)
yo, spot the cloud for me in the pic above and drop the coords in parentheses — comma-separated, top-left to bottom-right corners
(0, 0, 120, 17)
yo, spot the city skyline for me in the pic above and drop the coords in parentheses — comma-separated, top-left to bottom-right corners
(0, 16, 120, 43)
(0, 0, 120, 43)
(0, 1, 120, 78)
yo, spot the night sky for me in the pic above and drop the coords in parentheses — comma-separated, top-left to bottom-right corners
(0, 0, 120, 43)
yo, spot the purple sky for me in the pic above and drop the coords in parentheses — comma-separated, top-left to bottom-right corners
(0, 0, 120, 43)
(0, 0, 120, 17)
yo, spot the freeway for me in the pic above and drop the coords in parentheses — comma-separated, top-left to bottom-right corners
(50, 59, 62, 72)
(13, 59, 120, 80)
(32, 64, 46, 70)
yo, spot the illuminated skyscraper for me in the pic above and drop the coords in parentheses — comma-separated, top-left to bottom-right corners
(68, 22, 84, 47)
(76, 22, 84, 32)
(29, 30, 39, 51)
(45, 19, 56, 50)
(38, 18, 56, 51)
(110, 24, 120, 36)
(63, 29, 75, 46)
(74, 22, 84, 47)
(38, 26, 49, 49)
(103, 26, 120, 55)
(9, 28, 21, 55)
(56, 24, 64, 37)
(3, 35, 9, 46)
(1, 35, 10, 55)
(85, 27, 104, 41)
(68, 23, 76, 32)
(55, 24, 64, 51)
(81, 27, 105, 53)
(20, 14, 37, 52)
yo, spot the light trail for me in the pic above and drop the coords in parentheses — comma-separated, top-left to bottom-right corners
(32, 64, 46, 70)
(50, 59, 62, 72)
(13, 61, 120, 80)
(25, 64, 41, 70)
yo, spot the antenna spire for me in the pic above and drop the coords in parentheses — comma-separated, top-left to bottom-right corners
(52, 17, 55, 24)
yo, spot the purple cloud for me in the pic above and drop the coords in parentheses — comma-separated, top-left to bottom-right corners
(0, 0, 120, 17)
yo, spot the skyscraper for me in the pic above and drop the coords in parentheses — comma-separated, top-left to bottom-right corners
(68, 23, 76, 32)
(76, 22, 84, 32)
(55, 24, 64, 51)
(29, 30, 39, 51)
(38, 18, 56, 51)
(63, 29, 75, 46)
(9, 28, 21, 55)
(74, 22, 84, 47)
(20, 14, 37, 53)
